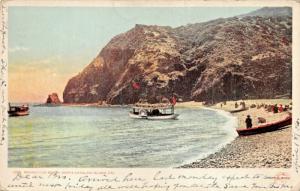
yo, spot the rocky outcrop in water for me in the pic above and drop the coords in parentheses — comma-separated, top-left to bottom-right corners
(63, 7, 292, 104)
(46, 93, 62, 104)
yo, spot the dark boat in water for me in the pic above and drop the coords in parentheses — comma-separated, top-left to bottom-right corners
(236, 115, 292, 136)
(8, 104, 29, 117)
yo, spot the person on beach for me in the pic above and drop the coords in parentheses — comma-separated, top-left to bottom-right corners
(258, 117, 266, 123)
(271, 105, 274, 112)
(284, 105, 289, 111)
(279, 104, 283, 112)
(273, 104, 279, 113)
(240, 101, 246, 109)
(245, 115, 252, 128)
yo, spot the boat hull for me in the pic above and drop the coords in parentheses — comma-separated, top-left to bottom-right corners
(8, 111, 29, 117)
(8, 105, 29, 117)
(129, 112, 179, 120)
(229, 107, 248, 113)
(236, 116, 292, 136)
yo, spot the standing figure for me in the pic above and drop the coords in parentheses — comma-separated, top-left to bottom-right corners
(278, 104, 283, 112)
(245, 115, 252, 129)
(273, 104, 278, 113)
(235, 102, 238, 108)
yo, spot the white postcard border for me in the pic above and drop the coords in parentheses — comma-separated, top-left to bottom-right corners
(1, 0, 300, 191)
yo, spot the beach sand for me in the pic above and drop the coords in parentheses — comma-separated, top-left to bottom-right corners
(179, 99, 292, 168)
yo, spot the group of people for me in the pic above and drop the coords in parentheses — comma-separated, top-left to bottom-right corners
(245, 115, 268, 128)
(250, 103, 291, 113)
(234, 101, 246, 109)
(244, 102, 292, 128)
(265, 104, 291, 113)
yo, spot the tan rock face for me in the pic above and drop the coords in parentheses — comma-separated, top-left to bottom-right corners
(46, 93, 61, 104)
(63, 9, 292, 104)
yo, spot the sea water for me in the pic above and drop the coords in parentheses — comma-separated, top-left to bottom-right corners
(8, 105, 238, 167)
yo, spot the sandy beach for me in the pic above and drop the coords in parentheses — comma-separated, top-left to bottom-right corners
(179, 99, 292, 168)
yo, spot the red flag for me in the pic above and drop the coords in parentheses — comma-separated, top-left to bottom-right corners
(132, 82, 140, 90)
(171, 96, 176, 105)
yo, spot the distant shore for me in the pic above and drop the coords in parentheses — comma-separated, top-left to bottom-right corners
(36, 101, 200, 108)
(180, 99, 292, 168)
(34, 102, 130, 108)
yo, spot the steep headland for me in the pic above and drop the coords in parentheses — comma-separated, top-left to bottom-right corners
(63, 7, 292, 104)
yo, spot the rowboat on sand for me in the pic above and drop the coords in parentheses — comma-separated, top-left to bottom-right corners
(236, 114, 292, 136)
(229, 107, 249, 113)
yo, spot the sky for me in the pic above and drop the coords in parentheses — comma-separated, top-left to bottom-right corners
(8, 6, 260, 103)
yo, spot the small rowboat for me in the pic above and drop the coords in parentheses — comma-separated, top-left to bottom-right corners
(236, 115, 292, 136)
(229, 107, 248, 113)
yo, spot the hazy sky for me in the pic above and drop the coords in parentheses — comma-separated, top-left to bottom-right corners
(8, 6, 260, 103)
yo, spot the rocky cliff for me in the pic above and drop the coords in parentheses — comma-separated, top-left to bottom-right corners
(63, 7, 292, 104)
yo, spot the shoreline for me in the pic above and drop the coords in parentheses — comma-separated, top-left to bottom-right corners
(32, 99, 292, 168)
(180, 99, 292, 168)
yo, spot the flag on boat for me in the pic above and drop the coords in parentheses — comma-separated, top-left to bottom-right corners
(132, 82, 141, 90)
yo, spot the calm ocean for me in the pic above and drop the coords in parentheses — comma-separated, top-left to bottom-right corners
(8, 105, 238, 167)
